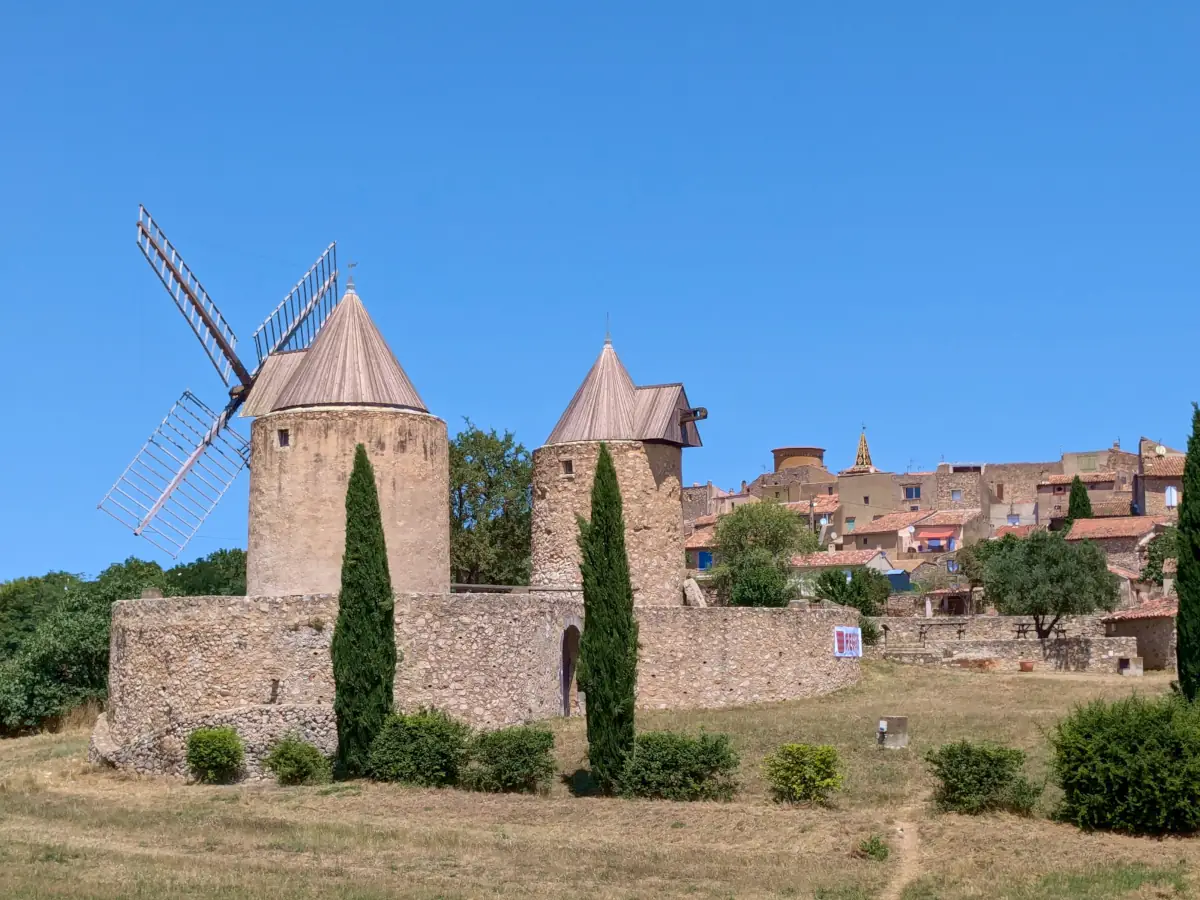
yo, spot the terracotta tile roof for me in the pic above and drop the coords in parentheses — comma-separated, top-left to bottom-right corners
(1102, 600, 1177, 622)
(994, 524, 1038, 539)
(1065, 516, 1167, 541)
(918, 508, 982, 527)
(851, 510, 931, 535)
(684, 526, 715, 551)
(784, 494, 840, 515)
(1040, 472, 1116, 486)
(1145, 456, 1186, 478)
(890, 558, 936, 573)
(1107, 565, 1141, 581)
(1091, 500, 1134, 517)
(791, 549, 889, 569)
(691, 514, 718, 527)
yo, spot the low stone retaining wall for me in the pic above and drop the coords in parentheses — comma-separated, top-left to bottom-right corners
(872, 615, 1108, 645)
(875, 636, 1139, 673)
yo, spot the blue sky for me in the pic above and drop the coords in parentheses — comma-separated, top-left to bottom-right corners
(1, 3, 1197, 580)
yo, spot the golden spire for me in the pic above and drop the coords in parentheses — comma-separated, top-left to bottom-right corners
(855, 428, 872, 469)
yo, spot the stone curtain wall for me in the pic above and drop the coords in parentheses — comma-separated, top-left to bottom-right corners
(531, 440, 686, 606)
(1092, 536, 1140, 572)
(247, 407, 450, 597)
(638, 607, 860, 708)
(93, 593, 862, 777)
(933, 636, 1138, 672)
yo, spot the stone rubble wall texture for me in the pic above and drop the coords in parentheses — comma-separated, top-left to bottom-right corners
(1141, 476, 1183, 518)
(934, 470, 985, 510)
(931, 636, 1139, 672)
(93, 593, 860, 777)
(1090, 536, 1141, 572)
(873, 614, 1109, 645)
(530, 440, 686, 606)
(1107, 618, 1176, 670)
(247, 407, 450, 597)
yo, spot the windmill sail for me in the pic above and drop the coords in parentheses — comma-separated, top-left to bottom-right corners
(136, 205, 252, 388)
(251, 243, 339, 368)
(98, 391, 250, 558)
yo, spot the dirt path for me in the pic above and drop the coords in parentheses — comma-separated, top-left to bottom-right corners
(881, 811, 921, 900)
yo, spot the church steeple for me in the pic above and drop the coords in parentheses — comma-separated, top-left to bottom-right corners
(854, 429, 872, 469)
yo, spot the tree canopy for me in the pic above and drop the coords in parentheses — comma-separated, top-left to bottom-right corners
(710, 501, 818, 606)
(1141, 526, 1179, 586)
(980, 530, 1117, 638)
(815, 567, 891, 617)
(449, 420, 533, 586)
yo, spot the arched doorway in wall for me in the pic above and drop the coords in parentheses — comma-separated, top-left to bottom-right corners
(561, 625, 581, 717)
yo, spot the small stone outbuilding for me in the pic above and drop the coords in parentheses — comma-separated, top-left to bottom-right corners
(1102, 601, 1177, 670)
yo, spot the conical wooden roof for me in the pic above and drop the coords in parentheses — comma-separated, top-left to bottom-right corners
(270, 285, 426, 412)
(545, 339, 702, 447)
(546, 339, 636, 443)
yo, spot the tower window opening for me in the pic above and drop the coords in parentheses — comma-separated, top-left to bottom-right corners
(561, 459, 574, 476)
(278, 429, 290, 448)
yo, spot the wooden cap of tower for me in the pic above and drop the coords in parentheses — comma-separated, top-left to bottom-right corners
(270, 284, 427, 413)
(545, 338, 702, 447)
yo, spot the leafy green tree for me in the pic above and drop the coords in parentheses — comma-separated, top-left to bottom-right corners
(449, 420, 533, 586)
(331, 444, 397, 777)
(0, 572, 81, 660)
(710, 501, 817, 603)
(1141, 526, 1179, 586)
(1177, 404, 1200, 700)
(1066, 475, 1093, 525)
(0, 558, 172, 734)
(729, 548, 790, 607)
(576, 443, 638, 794)
(815, 567, 891, 616)
(981, 530, 1117, 638)
(165, 548, 247, 596)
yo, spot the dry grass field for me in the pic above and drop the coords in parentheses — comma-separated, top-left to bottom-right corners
(0, 663, 1195, 899)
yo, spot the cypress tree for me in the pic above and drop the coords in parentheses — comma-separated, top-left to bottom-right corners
(1066, 474, 1093, 525)
(1177, 404, 1200, 700)
(576, 443, 638, 793)
(331, 444, 397, 776)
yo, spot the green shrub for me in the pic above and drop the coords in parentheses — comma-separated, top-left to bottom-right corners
(619, 731, 739, 801)
(187, 726, 244, 784)
(762, 743, 844, 805)
(1052, 695, 1200, 834)
(462, 725, 556, 794)
(263, 735, 332, 786)
(366, 708, 471, 787)
(925, 740, 1040, 815)
(859, 617, 880, 647)
(856, 834, 889, 862)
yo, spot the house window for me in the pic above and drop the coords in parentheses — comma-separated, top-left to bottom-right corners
(951, 489, 963, 502)
(845, 517, 856, 532)
(277, 429, 290, 448)
(827, 486, 834, 495)
(1054, 485, 1065, 494)
(1167, 486, 1180, 508)
(863, 496, 870, 505)
(862, 537, 868, 546)
(949, 538, 957, 551)
(561, 459, 574, 476)
(1007, 514, 1020, 526)
(697, 551, 713, 570)
(995, 483, 1005, 501)
(904, 486, 920, 500)
(910, 506, 919, 512)
(947, 560, 960, 573)
(819, 515, 829, 525)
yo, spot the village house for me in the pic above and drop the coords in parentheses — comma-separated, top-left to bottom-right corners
(1063, 515, 1168, 572)
(789, 548, 893, 597)
(785, 493, 840, 529)
(982, 461, 1060, 528)
(1136, 437, 1185, 519)
(1035, 472, 1123, 524)
(910, 508, 990, 554)
(842, 510, 931, 554)
(683, 514, 717, 572)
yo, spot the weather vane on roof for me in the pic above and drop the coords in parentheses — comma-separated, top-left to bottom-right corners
(605, 311, 611, 344)
(347, 260, 357, 290)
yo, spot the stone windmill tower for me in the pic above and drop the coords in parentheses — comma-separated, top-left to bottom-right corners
(531, 338, 705, 605)
(240, 278, 449, 596)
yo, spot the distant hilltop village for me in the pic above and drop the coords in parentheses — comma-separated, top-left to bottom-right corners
(684, 433, 1185, 593)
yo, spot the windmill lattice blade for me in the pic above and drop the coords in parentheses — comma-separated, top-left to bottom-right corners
(98, 391, 250, 559)
(251, 243, 339, 369)
(136, 205, 251, 388)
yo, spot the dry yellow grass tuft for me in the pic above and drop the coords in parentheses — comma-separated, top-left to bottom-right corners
(0, 663, 1192, 899)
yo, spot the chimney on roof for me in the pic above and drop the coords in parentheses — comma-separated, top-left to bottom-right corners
(741, 480, 747, 493)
